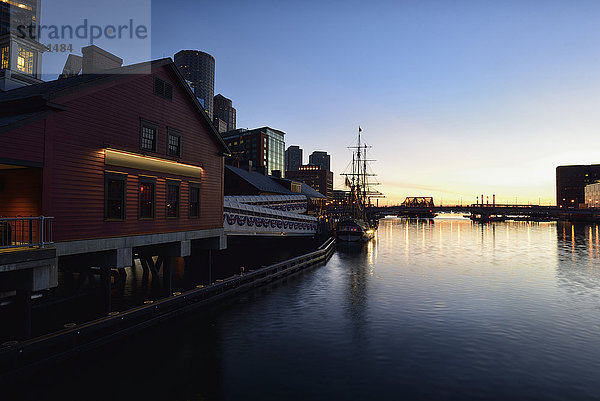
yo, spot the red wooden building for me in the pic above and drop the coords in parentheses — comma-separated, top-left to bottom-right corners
(0, 57, 227, 240)
(0, 58, 229, 321)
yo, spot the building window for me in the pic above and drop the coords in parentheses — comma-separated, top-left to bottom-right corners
(166, 182, 180, 218)
(140, 119, 157, 152)
(139, 181, 155, 219)
(105, 173, 126, 220)
(189, 185, 200, 218)
(154, 77, 173, 100)
(17, 47, 35, 75)
(1, 46, 8, 70)
(167, 128, 181, 157)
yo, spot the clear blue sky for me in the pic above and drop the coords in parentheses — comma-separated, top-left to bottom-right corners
(45, 1, 600, 205)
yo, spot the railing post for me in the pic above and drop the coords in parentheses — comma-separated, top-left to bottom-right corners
(28, 217, 33, 246)
(39, 216, 45, 248)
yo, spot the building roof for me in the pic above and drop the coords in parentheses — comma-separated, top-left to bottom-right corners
(0, 111, 47, 128)
(0, 58, 230, 153)
(221, 126, 285, 139)
(226, 165, 326, 199)
(276, 177, 327, 199)
(226, 165, 295, 195)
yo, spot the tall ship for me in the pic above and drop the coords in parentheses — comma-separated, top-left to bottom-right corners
(336, 127, 383, 242)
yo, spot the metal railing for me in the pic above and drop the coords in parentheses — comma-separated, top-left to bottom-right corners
(0, 216, 54, 250)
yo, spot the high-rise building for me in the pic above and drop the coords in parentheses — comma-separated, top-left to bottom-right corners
(286, 164, 333, 198)
(221, 127, 285, 177)
(556, 164, 600, 208)
(1, 0, 39, 36)
(309, 151, 331, 171)
(174, 50, 215, 118)
(213, 93, 236, 132)
(285, 145, 303, 172)
(0, 0, 45, 91)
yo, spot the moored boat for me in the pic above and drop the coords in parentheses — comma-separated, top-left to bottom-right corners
(336, 217, 375, 242)
(335, 126, 382, 242)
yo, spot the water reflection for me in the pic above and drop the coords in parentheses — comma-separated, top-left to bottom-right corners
(16, 217, 600, 400)
(555, 222, 600, 297)
(337, 242, 372, 345)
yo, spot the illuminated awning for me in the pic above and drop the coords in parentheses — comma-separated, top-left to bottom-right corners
(105, 148, 202, 178)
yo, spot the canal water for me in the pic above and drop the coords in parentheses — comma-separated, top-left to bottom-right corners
(17, 217, 600, 400)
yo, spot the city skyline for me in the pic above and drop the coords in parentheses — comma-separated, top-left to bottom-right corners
(36, 0, 600, 205)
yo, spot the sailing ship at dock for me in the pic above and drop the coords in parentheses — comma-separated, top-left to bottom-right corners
(336, 127, 383, 242)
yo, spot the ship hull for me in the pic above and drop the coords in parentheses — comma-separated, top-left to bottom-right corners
(336, 218, 375, 242)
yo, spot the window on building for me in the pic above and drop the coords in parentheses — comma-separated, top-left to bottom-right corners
(166, 182, 180, 218)
(17, 46, 34, 75)
(167, 128, 181, 157)
(140, 120, 157, 152)
(139, 180, 155, 218)
(105, 173, 126, 220)
(154, 76, 173, 100)
(1, 46, 8, 70)
(189, 185, 200, 218)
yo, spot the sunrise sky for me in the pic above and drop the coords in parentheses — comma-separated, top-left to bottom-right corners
(42, 0, 600, 205)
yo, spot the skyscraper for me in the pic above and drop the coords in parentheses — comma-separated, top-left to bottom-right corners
(309, 151, 331, 171)
(0, 0, 45, 91)
(221, 127, 285, 177)
(285, 145, 303, 172)
(0, 0, 39, 36)
(174, 50, 215, 118)
(213, 93, 236, 133)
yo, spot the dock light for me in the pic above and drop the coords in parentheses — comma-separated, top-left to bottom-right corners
(108, 311, 120, 316)
(143, 300, 154, 304)
(196, 285, 205, 289)
(172, 292, 182, 296)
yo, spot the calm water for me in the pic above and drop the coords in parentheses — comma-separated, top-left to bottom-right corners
(20, 217, 600, 400)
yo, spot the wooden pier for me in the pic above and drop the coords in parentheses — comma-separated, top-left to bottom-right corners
(0, 237, 336, 380)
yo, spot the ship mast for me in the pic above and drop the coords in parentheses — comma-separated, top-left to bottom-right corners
(341, 126, 384, 221)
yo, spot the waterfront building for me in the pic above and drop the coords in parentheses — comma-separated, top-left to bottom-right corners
(286, 164, 334, 199)
(174, 50, 215, 119)
(0, 0, 45, 91)
(285, 145, 303, 172)
(308, 151, 331, 172)
(556, 164, 600, 208)
(213, 93, 236, 132)
(0, 57, 229, 336)
(584, 182, 600, 208)
(222, 126, 285, 177)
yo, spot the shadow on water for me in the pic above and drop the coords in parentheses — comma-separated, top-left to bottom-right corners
(7, 309, 225, 401)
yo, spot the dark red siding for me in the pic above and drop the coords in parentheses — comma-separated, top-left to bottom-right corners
(0, 168, 42, 217)
(3, 64, 224, 242)
(0, 119, 45, 165)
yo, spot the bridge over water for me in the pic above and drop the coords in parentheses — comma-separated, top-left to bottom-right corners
(367, 204, 600, 222)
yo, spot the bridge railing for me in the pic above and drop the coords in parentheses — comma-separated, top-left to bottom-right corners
(469, 204, 543, 208)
